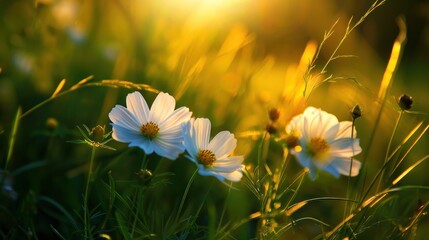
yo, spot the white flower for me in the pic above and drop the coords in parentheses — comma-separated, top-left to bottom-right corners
(108, 91, 192, 160)
(285, 106, 362, 179)
(182, 118, 244, 183)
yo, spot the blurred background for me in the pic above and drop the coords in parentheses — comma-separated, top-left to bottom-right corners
(0, 0, 428, 239)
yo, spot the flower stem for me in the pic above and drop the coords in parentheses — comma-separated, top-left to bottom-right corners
(175, 169, 198, 224)
(217, 182, 232, 232)
(131, 153, 147, 237)
(257, 132, 269, 185)
(359, 110, 403, 204)
(376, 110, 403, 192)
(84, 146, 96, 240)
(344, 119, 356, 218)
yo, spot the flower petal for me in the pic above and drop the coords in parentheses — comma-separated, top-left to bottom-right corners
(330, 157, 361, 176)
(194, 118, 211, 150)
(153, 137, 184, 160)
(111, 123, 142, 143)
(109, 105, 141, 130)
(159, 106, 192, 131)
(336, 121, 357, 138)
(126, 91, 150, 124)
(212, 158, 243, 173)
(217, 170, 243, 182)
(111, 124, 155, 154)
(149, 92, 176, 123)
(309, 108, 338, 138)
(322, 164, 341, 178)
(183, 121, 199, 159)
(330, 138, 362, 157)
(209, 131, 236, 160)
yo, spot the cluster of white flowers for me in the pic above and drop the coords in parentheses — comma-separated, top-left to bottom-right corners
(109, 91, 362, 182)
(108, 91, 244, 183)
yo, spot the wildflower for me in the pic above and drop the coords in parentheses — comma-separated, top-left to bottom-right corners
(398, 94, 413, 110)
(285, 107, 362, 179)
(182, 118, 244, 183)
(109, 91, 192, 160)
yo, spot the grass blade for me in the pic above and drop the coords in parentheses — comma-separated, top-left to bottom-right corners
(5, 107, 21, 170)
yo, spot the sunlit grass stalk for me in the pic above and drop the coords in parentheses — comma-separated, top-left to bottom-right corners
(264, 148, 290, 216)
(328, 186, 429, 238)
(258, 148, 290, 237)
(285, 169, 308, 209)
(257, 132, 269, 182)
(390, 124, 429, 176)
(0, 76, 158, 135)
(304, 0, 385, 99)
(358, 18, 406, 203)
(217, 211, 262, 240)
(84, 146, 97, 240)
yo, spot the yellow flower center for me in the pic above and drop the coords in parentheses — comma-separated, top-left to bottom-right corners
(197, 149, 216, 167)
(307, 137, 330, 162)
(140, 122, 159, 139)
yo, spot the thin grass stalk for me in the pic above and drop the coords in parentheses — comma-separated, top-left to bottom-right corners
(258, 148, 290, 237)
(328, 186, 429, 238)
(358, 18, 406, 202)
(217, 211, 262, 240)
(376, 110, 403, 192)
(285, 169, 307, 209)
(131, 153, 148, 237)
(84, 146, 97, 240)
(344, 118, 356, 218)
(175, 169, 198, 224)
(390, 124, 429, 176)
(217, 183, 232, 233)
(257, 132, 269, 182)
(0, 76, 158, 135)
(4, 107, 21, 171)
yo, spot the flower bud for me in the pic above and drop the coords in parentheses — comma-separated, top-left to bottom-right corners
(398, 94, 413, 110)
(268, 108, 280, 122)
(46, 117, 59, 129)
(137, 169, 152, 183)
(265, 123, 277, 134)
(351, 104, 362, 120)
(285, 132, 299, 148)
(91, 125, 105, 143)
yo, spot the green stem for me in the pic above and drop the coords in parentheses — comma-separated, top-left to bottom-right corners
(376, 110, 403, 192)
(257, 132, 269, 185)
(344, 119, 356, 218)
(359, 111, 403, 204)
(217, 182, 232, 232)
(286, 169, 307, 209)
(84, 146, 96, 240)
(175, 169, 198, 224)
(131, 153, 148, 237)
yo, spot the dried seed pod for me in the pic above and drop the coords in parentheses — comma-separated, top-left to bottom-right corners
(398, 94, 413, 110)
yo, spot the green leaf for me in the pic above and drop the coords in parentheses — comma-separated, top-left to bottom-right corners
(5, 107, 21, 170)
